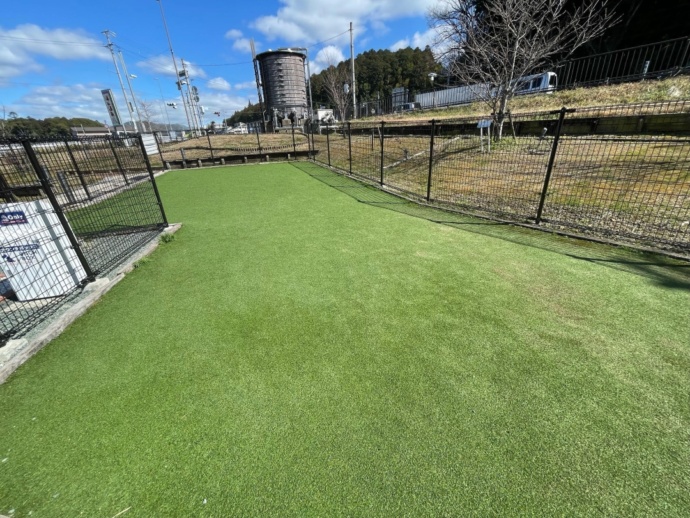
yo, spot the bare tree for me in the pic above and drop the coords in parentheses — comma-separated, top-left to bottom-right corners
(430, 0, 618, 138)
(137, 98, 157, 132)
(320, 50, 352, 121)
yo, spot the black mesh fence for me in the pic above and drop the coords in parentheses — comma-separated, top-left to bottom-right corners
(0, 135, 167, 341)
(157, 125, 310, 167)
(310, 101, 690, 257)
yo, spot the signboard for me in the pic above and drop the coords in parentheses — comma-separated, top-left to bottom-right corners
(140, 134, 159, 157)
(0, 200, 87, 301)
(101, 88, 123, 127)
(477, 119, 492, 128)
(0, 211, 28, 226)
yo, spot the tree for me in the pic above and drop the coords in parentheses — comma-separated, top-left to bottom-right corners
(137, 99, 157, 133)
(319, 49, 352, 121)
(430, 0, 617, 138)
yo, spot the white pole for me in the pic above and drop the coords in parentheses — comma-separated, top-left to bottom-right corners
(102, 30, 136, 134)
(119, 51, 143, 133)
(155, 78, 173, 134)
(156, 0, 193, 134)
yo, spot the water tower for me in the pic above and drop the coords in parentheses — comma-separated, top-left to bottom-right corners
(254, 48, 310, 131)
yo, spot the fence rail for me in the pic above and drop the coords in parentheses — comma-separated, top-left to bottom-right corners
(310, 101, 690, 257)
(0, 135, 168, 342)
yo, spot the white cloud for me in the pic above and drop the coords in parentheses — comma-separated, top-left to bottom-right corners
(410, 28, 437, 49)
(312, 45, 347, 74)
(225, 29, 243, 40)
(207, 77, 232, 91)
(251, 0, 439, 44)
(390, 28, 441, 54)
(13, 84, 113, 121)
(390, 38, 410, 51)
(136, 55, 207, 79)
(234, 80, 257, 90)
(232, 38, 253, 53)
(0, 24, 109, 78)
(6, 80, 255, 128)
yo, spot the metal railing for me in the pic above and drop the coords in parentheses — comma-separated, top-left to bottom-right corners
(555, 37, 690, 89)
(309, 100, 690, 257)
(0, 135, 168, 341)
(356, 37, 690, 117)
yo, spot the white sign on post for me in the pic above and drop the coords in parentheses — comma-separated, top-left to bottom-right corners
(0, 199, 87, 301)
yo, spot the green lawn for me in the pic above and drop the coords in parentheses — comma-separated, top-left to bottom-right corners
(66, 180, 164, 236)
(1, 162, 688, 516)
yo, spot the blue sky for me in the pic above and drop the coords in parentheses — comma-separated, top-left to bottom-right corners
(0, 0, 440, 127)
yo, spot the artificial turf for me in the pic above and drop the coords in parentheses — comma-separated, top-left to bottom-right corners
(1, 163, 688, 516)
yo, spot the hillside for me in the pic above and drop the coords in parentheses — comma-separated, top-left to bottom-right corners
(372, 76, 690, 122)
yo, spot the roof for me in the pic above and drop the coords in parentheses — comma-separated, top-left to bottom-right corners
(70, 126, 110, 134)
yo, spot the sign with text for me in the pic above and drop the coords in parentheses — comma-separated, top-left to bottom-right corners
(101, 88, 123, 128)
(0, 211, 28, 226)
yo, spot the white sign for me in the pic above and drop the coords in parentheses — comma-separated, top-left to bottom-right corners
(0, 200, 87, 301)
(101, 89, 123, 128)
(140, 134, 159, 156)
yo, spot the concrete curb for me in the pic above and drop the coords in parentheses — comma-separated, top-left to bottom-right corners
(0, 223, 182, 384)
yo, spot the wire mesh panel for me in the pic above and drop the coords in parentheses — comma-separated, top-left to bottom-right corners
(542, 103, 690, 252)
(349, 122, 384, 185)
(380, 121, 434, 198)
(0, 142, 87, 340)
(0, 135, 167, 341)
(323, 125, 351, 174)
(27, 137, 166, 274)
(430, 112, 560, 221)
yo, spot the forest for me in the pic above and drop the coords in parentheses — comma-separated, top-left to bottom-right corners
(0, 116, 105, 139)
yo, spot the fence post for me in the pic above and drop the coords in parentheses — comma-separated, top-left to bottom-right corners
(306, 122, 312, 160)
(207, 132, 215, 160)
(291, 122, 297, 158)
(21, 140, 96, 282)
(109, 139, 130, 185)
(347, 122, 352, 175)
(256, 129, 262, 157)
(137, 135, 169, 226)
(379, 121, 385, 185)
(326, 126, 331, 166)
(426, 120, 436, 202)
(64, 140, 92, 200)
(535, 107, 572, 224)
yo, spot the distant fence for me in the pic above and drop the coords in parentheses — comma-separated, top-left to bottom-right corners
(156, 124, 311, 169)
(358, 37, 690, 117)
(0, 135, 168, 341)
(309, 100, 690, 257)
(555, 36, 690, 89)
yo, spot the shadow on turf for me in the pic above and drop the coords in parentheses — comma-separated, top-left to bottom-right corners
(292, 161, 690, 291)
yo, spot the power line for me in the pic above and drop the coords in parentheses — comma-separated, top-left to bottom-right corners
(0, 34, 103, 47)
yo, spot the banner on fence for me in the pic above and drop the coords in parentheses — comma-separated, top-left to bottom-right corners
(0, 200, 86, 301)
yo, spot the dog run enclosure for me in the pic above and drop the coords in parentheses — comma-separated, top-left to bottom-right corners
(309, 100, 690, 257)
(0, 135, 168, 342)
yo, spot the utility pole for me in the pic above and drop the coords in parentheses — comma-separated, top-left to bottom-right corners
(119, 50, 144, 132)
(181, 59, 201, 134)
(350, 22, 356, 119)
(155, 78, 173, 134)
(102, 30, 137, 134)
(156, 0, 193, 135)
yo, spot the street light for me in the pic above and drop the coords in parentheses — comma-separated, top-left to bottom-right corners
(428, 72, 438, 109)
